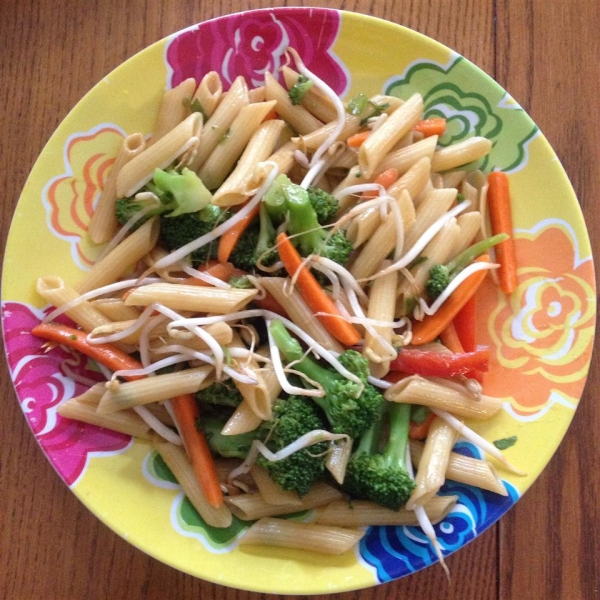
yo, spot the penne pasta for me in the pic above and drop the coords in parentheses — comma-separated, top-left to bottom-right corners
(124, 283, 257, 314)
(150, 78, 197, 145)
(264, 71, 324, 135)
(88, 133, 146, 243)
(58, 395, 152, 439)
(187, 76, 250, 172)
(192, 71, 223, 119)
(224, 482, 345, 520)
(316, 495, 458, 527)
(359, 93, 423, 178)
(385, 376, 503, 419)
(90, 298, 142, 321)
(153, 439, 233, 528)
(250, 465, 303, 507)
(363, 260, 398, 377)
(281, 66, 339, 123)
(410, 440, 508, 496)
(97, 366, 214, 413)
(259, 278, 344, 353)
(116, 113, 202, 197)
(212, 118, 286, 206)
(221, 400, 263, 435)
(76, 218, 160, 294)
(198, 99, 277, 191)
(37, 275, 112, 333)
(407, 417, 458, 509)
(239, 518, 364, 555)
(431, 137, 493, 172)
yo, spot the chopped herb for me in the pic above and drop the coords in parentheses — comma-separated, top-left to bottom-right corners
(408, 255, 428, 269)
(219, 127, 231, 143)
(69, 334, 77, 340)
(404, 296, 418, 314)
(288, 74, 313, 105)
(223, 347, 232, 367)
(456, 193, 466, 203)
(411, 405, 430, 425)
(493, 436, 517, 450)
(346, 93, 369, 115)
(183, 97, 207, 120)
(355, 171, 362, 178)
(229, 275, 254, 289)
(359, 100, 390, 126)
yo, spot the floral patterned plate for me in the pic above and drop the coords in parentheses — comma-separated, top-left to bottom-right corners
(2, 7, 596, 594)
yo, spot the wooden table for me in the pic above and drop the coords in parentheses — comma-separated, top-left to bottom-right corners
(1, 1, 598, 599)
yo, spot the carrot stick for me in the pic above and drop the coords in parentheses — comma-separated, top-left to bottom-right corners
(361, 167, 399, 199)
(185, 262, 236, 286)
(31, 322, 145, 380)
(263, 108, 279, 121)
(276, 232, 361, 346)
(413, 117, 447, 137)
(33, 322, 224, 507)
(346, 130, 370, 148)
(217, 203, 260, 263)
(453, 295, 476, 352)
(411, 255, 491, 345)
(487, 172, 517, 294)
(439, 322, 465, 354)
(409, 412, 436, 440)
(171, 393, 223, 508)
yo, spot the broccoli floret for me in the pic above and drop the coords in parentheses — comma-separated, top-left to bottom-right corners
(195, 380, 243, 409)
(269, 320, 383, 439)
(344, 402, 416, 510)
(202, 396, 328, 496)
(115, 167, 212, 233)
(228, 204, 279, 271)
(115, 196, 163, 230)
(202, 416, 258, 458)
(159, 204, 226, 265)
(257, 395, 328, 496)
(288, 74, 313, 105)
(425, 232, 508, 300)
(264, 175, 353, 265)
(307, 186, 339, 224)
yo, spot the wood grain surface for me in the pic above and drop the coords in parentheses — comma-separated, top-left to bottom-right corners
(1, 1, 598, 599)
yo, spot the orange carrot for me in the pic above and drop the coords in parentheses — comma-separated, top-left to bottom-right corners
(217, 203, 260, 263)
(171, 393, 223, 508)
(487, 172, 517, 294)
(411, 255, 491, 345)
(185, 261, 236, 286)
(346, 130, 370, 148)
(439, 321, 465, 354)
(413, 117, 447, 137)
(31, 322, 145, 380)
(276, 232, 361, 346)
(33, 322, 224, 507)
(453, 295, 476, 352)
(263, 108, 279, 121)
(409, 412, 436, 440)
(361, 167, 399, 199)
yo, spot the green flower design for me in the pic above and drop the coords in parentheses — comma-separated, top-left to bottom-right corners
(385, 57, 538, 172)
(148, 451, 247, 549)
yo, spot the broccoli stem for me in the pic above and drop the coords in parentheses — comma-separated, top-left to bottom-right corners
(447, 233, 509, 275)
(256, 203, 275, 258)
(382, 403, 411, 469)
(269, 320, 339, 398)
(286, 187, 327, 253)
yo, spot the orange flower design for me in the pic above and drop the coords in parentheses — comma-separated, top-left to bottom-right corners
(477, 221, 596, 417)
(43, 126, 125, 269)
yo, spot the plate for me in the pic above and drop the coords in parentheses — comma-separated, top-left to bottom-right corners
(2, 7, 596, 594)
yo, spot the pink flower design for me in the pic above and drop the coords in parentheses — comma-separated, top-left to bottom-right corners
(3, 302, 130, 486)
(166, 7, 348, 95)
